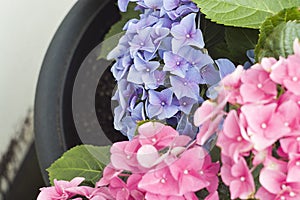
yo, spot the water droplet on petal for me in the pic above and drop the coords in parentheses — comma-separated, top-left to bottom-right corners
(183, 169, 189, 174)
(240, 176, 246, 182)
(160, 178, 166, 184)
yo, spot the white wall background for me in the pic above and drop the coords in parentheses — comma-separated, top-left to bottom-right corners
(0, 0, 76, 155)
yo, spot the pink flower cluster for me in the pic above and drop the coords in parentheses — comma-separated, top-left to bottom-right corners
(37, 177, 113, 200)
(194, 39, 300, 199)
(97, 121, 220, 199)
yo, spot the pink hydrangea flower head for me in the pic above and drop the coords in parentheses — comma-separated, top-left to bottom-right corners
(110, 138, 143, 172)
(280, 135, 300, 155)
(109, 174, 144, 200)
(37, 177, 85, 200)
(241, 103, 290, 150)
(194, 97, 227, 127)
(282, 53, 300, 95)
(200, 153, 220, 193)
(276, 99, 300, 136)
(217, 110, 253, 162)
(138, 121, 179, 150)
(65, 186, 114, 200)
(136, 144, 160, 168)
(252, 147, 272, 166)
(264, 154, 288, 173)
(194, 100, 218, 127)
(219, 65, 244, 104)
(221, 156, 255, 199)
(96, 164, 122, 187)
(240, 67, 277, 104)
(269, 57, 288, 85)
(260, 167, 300, 199)
(145, 192, 199, 200)
(255, 186, 276, 200)
(260, 57, 278, 72)
(196, 113, 223, 146)
(169, 146, 210, 194)
(287, 153, 300, 183)
(138, 163, 180, 196)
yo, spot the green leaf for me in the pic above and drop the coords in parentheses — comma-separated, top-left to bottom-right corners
(201, 16, 226, 50)
(98, 3, 140, 59)
(256, 21, 300, 60)
(224, 27, 259, 63)
(47, 145, 111, 185)
(255, 7, 300, 61)
(200, 16, 258, 63)
(193, 0, 300, 28)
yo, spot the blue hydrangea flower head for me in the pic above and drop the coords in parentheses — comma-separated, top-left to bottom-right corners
(110, 0, 236, 140)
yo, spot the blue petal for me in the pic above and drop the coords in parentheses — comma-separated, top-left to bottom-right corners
(127, 65, 143, 84)
(118, 0, 130, 12)
(215, 58, 236, 79)
(200, 64, 220, 85)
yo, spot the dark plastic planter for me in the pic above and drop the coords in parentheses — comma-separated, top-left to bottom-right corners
(34, 0, 127, 184)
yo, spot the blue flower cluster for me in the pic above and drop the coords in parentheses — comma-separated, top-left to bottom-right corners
(108, 0, 235, 139)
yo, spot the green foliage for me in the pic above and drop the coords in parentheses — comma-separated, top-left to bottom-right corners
(201, 17, 258, 64)
(224, 27, 259, 63)
(255, 7, 300, 61)
(98, 3, 140, 60)
(193, 0, 300, 29)
(47, 145, 111, 185)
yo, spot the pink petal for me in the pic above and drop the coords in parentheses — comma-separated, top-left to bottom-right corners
(259, 168, 286, 194)
(137, 144, 159, 168)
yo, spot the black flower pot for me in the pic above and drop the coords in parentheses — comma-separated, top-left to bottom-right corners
(34, 0, 127, 184)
